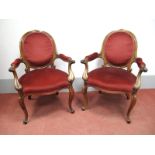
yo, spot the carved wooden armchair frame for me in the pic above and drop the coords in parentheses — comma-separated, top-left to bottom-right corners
(81, 29, 147, 123)
(9, 30, 75, 124)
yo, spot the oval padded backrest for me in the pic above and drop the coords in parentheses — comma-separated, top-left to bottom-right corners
(103, 30, 137, 66)
(20, 31, 56, 67)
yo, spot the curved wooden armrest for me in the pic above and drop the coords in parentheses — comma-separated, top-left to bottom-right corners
(135, 58, 148, 72)
(9, 58, 23, 90)
(82, 52, 100, 62)
(133, 58, 148, 90)
(81, 52, 100, 81)
(9, 58, 22, 72)
(57, 54, 72, 62)
(56, 54, 75, 82)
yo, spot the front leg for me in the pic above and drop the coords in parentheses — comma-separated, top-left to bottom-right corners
(126, 92, 137, 123)
(18, 92, 28, 124)
(68, 84, 75, 113)
(81, 82, 88, 111)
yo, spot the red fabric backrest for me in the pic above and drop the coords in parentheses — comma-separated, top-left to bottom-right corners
(20, 31, 56, 67)
(103, 30, 137, 66)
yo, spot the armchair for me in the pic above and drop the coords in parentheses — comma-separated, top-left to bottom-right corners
(81, 29, 147, 123)
(9, 30, 75, 124)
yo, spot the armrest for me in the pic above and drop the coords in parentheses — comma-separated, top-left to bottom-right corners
(135, 58, 148, 72)
(9, 58, 22, 72)
(57, 54, 74, 63)
(9, 58, 23, 90)
(133, 58, 148, 90)
(81, 52, 100, 63)
(57, 54, 75, 83)
(81, 52, 100, 81)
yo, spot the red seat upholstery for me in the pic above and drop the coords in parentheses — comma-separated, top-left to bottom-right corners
(88, 67, 136, 92)
(19, 68, 68, 94)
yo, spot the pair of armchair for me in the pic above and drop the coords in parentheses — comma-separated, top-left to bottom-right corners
(9, 29, 147, 124)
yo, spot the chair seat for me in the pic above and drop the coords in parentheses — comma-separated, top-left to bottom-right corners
(19, 68, 69, 94)
(88, 67, 136, 92)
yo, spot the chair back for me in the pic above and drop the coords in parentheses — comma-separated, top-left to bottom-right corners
(102, 29, 137, 68)
(20, 30, 56, 67)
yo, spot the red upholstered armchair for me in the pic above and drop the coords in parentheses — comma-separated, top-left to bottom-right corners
(9, 30, 75, 124)
(81, 29, 147, 123)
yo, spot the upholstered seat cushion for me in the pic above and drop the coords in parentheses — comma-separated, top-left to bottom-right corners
(19, 68, 69, 94)
(88, 67, 136, 92)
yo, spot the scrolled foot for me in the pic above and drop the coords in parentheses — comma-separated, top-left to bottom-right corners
(69, 108, 75, 113)
(81, 106, 86, 111)
(126, 116, 131, 124)
(23, 119, 28, 125)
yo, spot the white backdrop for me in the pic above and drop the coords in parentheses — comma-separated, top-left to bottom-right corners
(0, 1, 155, 154)
(0, 0, 155, 80)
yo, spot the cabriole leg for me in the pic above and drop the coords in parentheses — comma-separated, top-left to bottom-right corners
(18, 93, 28, 124)
(81, 82, 88, 111)
(68, 84, 75, 113)
(126, 92, 137, 123)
